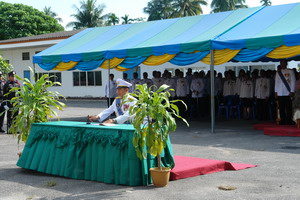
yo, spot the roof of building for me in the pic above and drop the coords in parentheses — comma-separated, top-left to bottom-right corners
(0, 29, 83, 45)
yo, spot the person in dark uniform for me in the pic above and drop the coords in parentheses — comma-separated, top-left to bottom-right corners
(0, 72, 5, 132)
(3, 71, 20, 133)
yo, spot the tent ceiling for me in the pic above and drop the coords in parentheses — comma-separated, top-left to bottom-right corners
(33, 3, 300, 71)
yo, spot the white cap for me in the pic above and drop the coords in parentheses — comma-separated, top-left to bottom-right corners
(116, 78, 132, 88)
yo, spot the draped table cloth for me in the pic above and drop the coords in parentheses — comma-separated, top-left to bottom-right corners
(16, 121, 175, 186)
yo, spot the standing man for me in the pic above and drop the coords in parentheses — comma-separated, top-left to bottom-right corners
(0, 72, 5, 132)
(275, 60, 296, 125)
(255, 70, 270, 121)
(89, 79, 136, 124)
(3, 71, 20, 133)
(152, 71, 163, 90)
(190, 72, 205, 117)
(131, 72, 141, 92)
(105, 73, 117, 107)
(176, 71, 189, 116)
(141, 72, 153, 88)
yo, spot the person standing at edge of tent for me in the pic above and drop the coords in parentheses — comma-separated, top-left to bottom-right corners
(89, 79, 136, 124)
(0, 72, 5, 132)
(3, 71, 20, 134)
(255, 70, 270, 121)
(275, 60, 296, 125)
(190, 72, 205, 118)
(176, 71, 189, 117)
(105, 73, 117, 107)
(240, 73, 253, 120)
(131, 72, 141, 92)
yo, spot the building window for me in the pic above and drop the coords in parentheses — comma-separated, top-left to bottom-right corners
(35, 72, 62, 86)
(73, 71, 102, 86)
(22, 52, 30, 60)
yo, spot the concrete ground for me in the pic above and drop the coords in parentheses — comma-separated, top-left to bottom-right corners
(0, 100, 299, 200)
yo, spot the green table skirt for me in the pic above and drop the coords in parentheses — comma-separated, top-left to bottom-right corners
(16, 121, 175, 186)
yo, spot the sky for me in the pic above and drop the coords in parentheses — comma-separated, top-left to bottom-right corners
(3, 0, 300, 30)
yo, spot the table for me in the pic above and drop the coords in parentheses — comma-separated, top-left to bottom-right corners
(16, 121, 175, 186)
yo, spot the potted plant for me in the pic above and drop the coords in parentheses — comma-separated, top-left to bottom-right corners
(5, 67, 65, 144)
(129, 84, 189, 187)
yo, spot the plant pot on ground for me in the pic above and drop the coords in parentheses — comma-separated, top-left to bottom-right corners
(129, 84, 189, 187)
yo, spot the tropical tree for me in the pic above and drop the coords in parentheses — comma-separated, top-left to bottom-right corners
(143, 0, 175, 21)
(261, 0, 272, 6)
(43, 6, 63, 23)
(121, 14, 134, 24)
(211, 0, 248, 13)
(67, 0, 107, 29)
(0, 2, 64, 40)
(172, 0, 208, 17)
(106, 13, 119, 25)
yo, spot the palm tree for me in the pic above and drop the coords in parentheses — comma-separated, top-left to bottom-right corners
(121, 14, 134, 24)
(67, 0, 106, 29)
(144, 0, 175, 21)
(43, 6, 63, 23)
(261, 0, 272, 6)
(211, 0, 248, 13)
(106, 13, 119, 25)
(172, 0, 208, 17)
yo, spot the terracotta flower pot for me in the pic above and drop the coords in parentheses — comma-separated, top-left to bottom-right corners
(150, 167, 171, 187)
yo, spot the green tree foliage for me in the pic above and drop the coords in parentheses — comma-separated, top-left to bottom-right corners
(130, 84, 188, 169)
(7, 68, 66, 143)
(67, 0, 107, 29)
(144, 0, 176, 21)
(172, 0, 208, 17)
(106, 13, 119, 25)
(43, 6, 63, 23)
(0, 56, 13, 78)
(144, 0, 208, 21)
(0, 2, 64, 40)
(121, 14, 134, 24)
(261, 0, 272, 6)
(211, 0, 248, 13)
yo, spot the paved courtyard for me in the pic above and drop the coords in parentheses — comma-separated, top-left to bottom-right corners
(0, 100, 299, 200)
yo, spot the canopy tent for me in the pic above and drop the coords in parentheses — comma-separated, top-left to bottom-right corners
(33, 3, 300, 132)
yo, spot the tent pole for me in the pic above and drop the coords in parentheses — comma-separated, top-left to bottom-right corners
(33, 62, 36, 82)
(108, 59, 111, 106)
(210, 50, 215, 133)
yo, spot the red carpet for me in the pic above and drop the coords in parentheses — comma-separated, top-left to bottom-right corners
(170, 156, 256, 181)
(253, 123, 300, 137)
(253, 122, 277, 130)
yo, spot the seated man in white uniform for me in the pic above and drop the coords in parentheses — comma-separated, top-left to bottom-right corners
(89, 79, 137, 124)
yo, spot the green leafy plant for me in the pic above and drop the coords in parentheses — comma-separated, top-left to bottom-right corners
(0, 55, 13, 78)
(6, 68, 65, 143)
(129, 84, 189, 170)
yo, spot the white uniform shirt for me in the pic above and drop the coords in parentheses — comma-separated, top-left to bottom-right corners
(223, 80, 236, 96)
(240, 80, 253, 98)
(190, 78, 205, 98)
(97, 94, 137, 124)
(235, 78, 244, 95)
(164, 78, 176, 97)
(141, 78, 153, 88)
(275, 69, 296, 96)
(255, 77, 270, 99)
(176, 78, 189, 97)
(131, 78, 141, 92)
(105, 80, 117, 98)
(152, 78, 163, 89)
